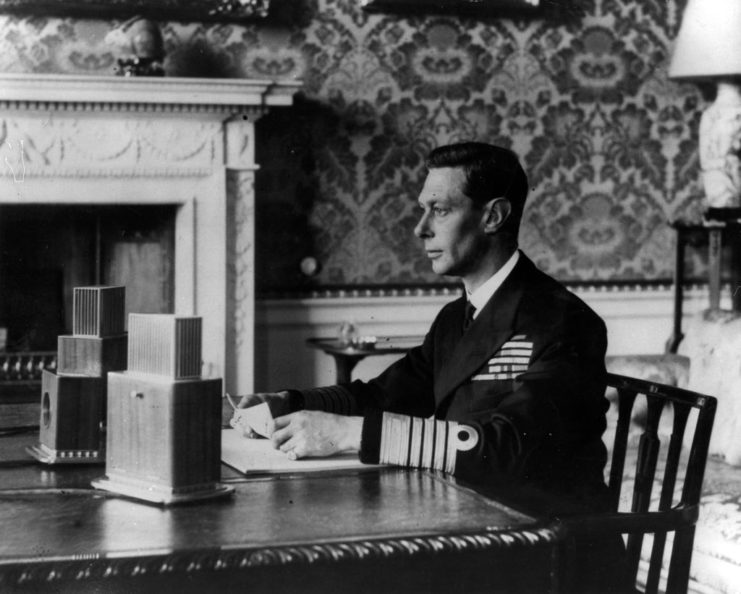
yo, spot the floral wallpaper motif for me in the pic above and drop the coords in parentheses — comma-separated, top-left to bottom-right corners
(0, 0, 707, 291)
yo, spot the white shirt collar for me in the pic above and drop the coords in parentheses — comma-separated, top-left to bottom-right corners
(466, 250, 520, 318)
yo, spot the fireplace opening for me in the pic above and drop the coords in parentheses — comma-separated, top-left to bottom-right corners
(0, 204, 176, 353)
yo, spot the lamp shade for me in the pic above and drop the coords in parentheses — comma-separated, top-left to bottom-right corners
(669, 0, 741, 79)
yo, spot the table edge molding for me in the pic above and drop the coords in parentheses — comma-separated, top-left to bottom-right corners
(0, 524, 561, 586)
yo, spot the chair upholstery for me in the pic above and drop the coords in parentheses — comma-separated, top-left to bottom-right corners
(561, 373, 717, 594)
(679, 310, 741, 466)
(605, 354, 689, 391)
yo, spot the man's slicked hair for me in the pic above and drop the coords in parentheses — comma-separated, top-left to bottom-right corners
(425, 142, 529, 234)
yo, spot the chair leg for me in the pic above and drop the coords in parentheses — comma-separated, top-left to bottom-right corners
(665, 526, 695, 594)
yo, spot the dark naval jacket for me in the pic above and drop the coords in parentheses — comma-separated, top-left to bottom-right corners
(297, 252, 610, 508)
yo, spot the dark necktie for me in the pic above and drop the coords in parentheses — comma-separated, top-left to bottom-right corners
(463, 301, 476, 332)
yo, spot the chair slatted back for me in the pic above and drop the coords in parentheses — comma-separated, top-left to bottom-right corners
(606, 373, 716, 594)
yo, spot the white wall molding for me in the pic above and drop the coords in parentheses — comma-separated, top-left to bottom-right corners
(254, 285, 714, 392)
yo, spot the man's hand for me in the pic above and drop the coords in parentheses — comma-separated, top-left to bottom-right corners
(270, 411, 362, 459)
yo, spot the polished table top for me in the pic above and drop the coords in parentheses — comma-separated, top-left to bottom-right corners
(0, 430, 564, 593)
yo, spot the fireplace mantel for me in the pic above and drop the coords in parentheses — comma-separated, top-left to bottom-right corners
(0, 73, 301, 395)
(0, 73, 298, 112)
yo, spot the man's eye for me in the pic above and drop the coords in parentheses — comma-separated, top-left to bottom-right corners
(433, 207, 449, 216)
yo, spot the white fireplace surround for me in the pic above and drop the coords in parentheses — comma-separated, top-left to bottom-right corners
(0, 73, 300, 395)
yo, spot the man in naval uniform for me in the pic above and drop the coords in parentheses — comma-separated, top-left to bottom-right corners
(239, 142, 625, 591)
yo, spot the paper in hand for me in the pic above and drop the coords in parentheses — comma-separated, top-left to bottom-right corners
(229, 402, 273, 438)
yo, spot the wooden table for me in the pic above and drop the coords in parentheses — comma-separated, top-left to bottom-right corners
(0, 430, 564, 594)
(306, 336, 422, 383)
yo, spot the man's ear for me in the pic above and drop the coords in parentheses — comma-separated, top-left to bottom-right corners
(483, 198, 512, 233)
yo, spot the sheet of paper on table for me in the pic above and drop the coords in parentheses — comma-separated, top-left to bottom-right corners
(221, 429, 371, 475)
(229, 401, 273, 438)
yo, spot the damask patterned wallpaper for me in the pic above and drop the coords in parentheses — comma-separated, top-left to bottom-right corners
(0, 0, 707, 292)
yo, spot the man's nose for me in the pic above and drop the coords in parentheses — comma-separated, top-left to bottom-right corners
(414, 211, 431, 238)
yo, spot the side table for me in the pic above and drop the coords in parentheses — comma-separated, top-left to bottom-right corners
(306, 336, 422, 383)
(669, 219, 741, 352)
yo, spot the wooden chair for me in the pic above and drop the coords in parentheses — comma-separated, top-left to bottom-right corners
(562, 372, 717, 594)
